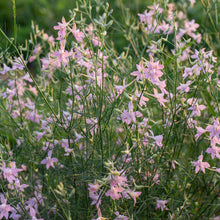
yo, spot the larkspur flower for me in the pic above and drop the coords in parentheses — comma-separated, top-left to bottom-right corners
(153, 89, 167, 107)
(115, 78, 129, 96)
(72, 23, 85, 43)
(187, 100, 206, 117)
(105, 185, 124, 200)
(114, 211, 129, 220)
(206, 118, 220, 139)
(206, 146, 220, 159)
(1, 162, 23, 184)
(131, 61, 144, 81)
(156, 199, 168, 211)
(195, 126, 207, 140)
(127, 190, 142, 206)
(121, 101, 143, 125)
(0, 194, 13, 219)
(145, 55, 164, 84)
(41, 151, 58, 169)
(177, 81, 191, 93)
(54, 17, 67, 38)
(0, 64, 11, 74)
(193, 155, 210, 173)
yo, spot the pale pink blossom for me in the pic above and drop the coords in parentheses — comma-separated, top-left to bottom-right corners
(54, 17, 67, 38)
(153, 173, 160, 185)
(152, 135, 163, 148)
(1, 162, 23, 184)
(153, 89, 168, 107)
(52, 49, 70, 66)
(134, 90, 149, 106)
(156, 199, 168, 211)
(195, 126, 207, 140)
(41, 151, 58, 169)
(206, 119, 220, 139)
(72, 23, 85, 43)
(29, 207, 44, 220)
(88, 181, 100, 193)
(115, 78, 129, 96)
(128, 190, 142, 205)
(206, 146, 220, 159)
(111, 171, 127, 187)
(0, 64, 11, 74)
(144, 55, 164, 85)
(114, 211, 129, 220)
(193, 155, 210, 173)
(131, 61, 144, 81)
(177, 81, 191, 93)
(188, 101, 206, 117)
(0, 194, 13, 219)
(121, 101, 143, 125)
(105, 186, 124, 200)
(189, 0, 196, 7)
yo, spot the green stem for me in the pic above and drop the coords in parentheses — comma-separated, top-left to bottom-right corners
(12, 0, 17, 44)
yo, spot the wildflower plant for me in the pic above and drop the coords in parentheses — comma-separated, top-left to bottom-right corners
(0, 0, 220, 219)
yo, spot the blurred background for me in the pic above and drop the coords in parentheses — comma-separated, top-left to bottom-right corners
(0, 0, 219, 56)
(0, 0, 153, 44)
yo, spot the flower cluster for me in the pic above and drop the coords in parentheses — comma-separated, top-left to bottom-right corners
(0, 0, 219, 219)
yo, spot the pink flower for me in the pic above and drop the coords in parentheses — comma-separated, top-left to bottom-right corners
(0, 194, 13, 219)
(11, 56, 25, 71)
(206, 146, 220, 159)
(0, 64, 11, 74)
(111, 171, 128, 187)
(128, 190, 142, 205)
(54, 17, 67, 38)
(114, 211, 129, 220)
(206, 119, 220, 139)
(144, 55, 164, 84)
(35, 131, 45, 141)
(153, 89, 167, 107)
(41, 151, 58, 169)
(134, 90, 149, 106)
(121, 102, 143, 125)
(210, 136, 220, 148)
(193, 155, 210, 173)
(187, 100, 206, 117)
(156, 199, 168, 211)
(215, 168, 220, 173)
(177, 81, 191, 93)
(61, 138, 74, 155)
(183, 67, 194, 79)
(1, 162, 23, 184)
(189, 0, 196, 7)
(195, 126, 207, 140)
(88, 181, 100, 193)
(185, 19, 199, 33)
(72, 23, 85, 42)
(105, 186, 124, 200)
(131, 61, 144, 81)
(10, 209, 21, 220)
(89, 192, 102, 208)
(148, 3, 163, 13)
(29, 207, 44, 220)
(153, 173, 160, 185)
(153, 135, 163, 148)
(115, 78, 129, 96)
(14, 179, 29, 192)
(74, 131, 84, 142)
(86, 118, 98, 134)
(52, 49, 70, 66)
